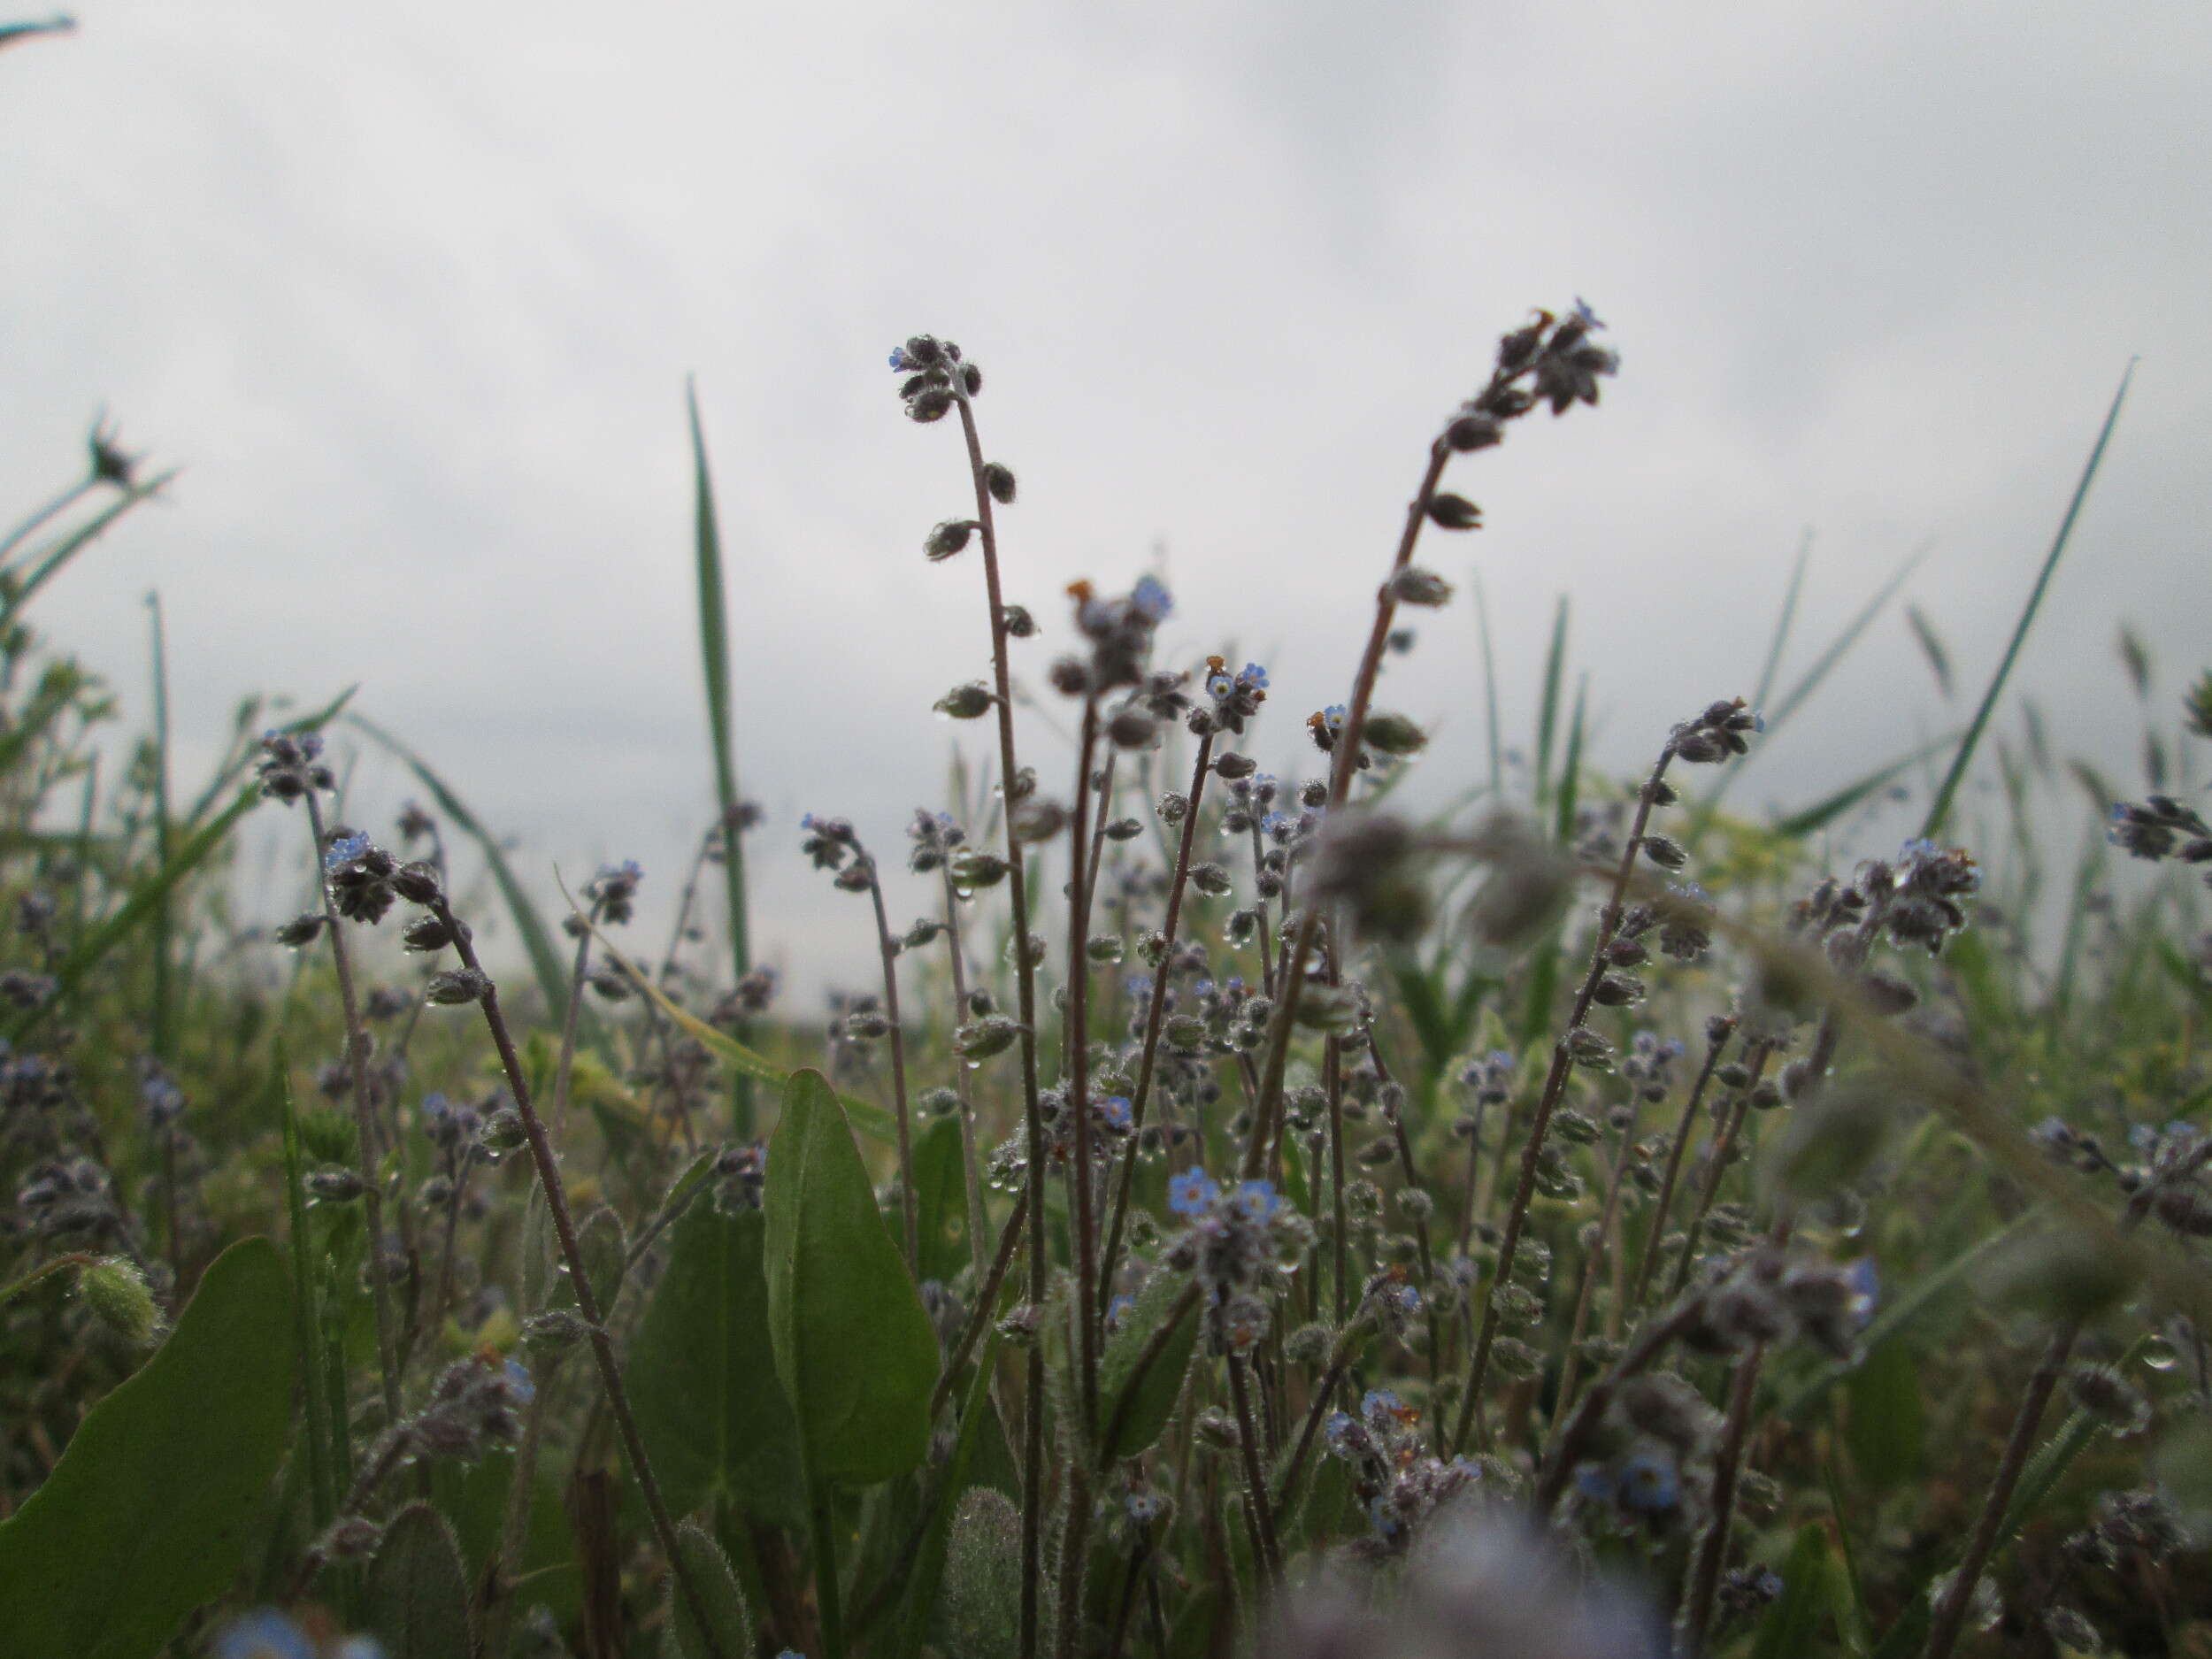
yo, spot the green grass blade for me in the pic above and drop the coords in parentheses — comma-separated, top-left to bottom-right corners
(275, 1038, 338, 1530)
(688, 381, 751, 984)
(147, 592, 175, 1061)
(1905, 603, 1955, 700)
(1750, 530, 1811, 717)
(180, 685, 355, 833)
(689, 381, 756, 1135)
(0, 658, 94, 779)
(1551, 673, 1586, 846)
(1767, 542, 1927, 738)
(1470, 566, 1502, 796)
(347, 713, 572, 1020)
(0, 470, 179, 626)
(2, 783, 261, 1044)
(1770, 730, 1961, 840)
(1922, 362, 2134, 841)
(1532, 596, 1569, 812)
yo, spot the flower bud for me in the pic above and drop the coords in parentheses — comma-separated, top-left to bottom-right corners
(982, 462, 1017, 503)
(391, 862, 444, 904)
(1425, 493, 1484, 531)
(926, 519, 974, 561)
(426, 967, 491, 1006)
(79, 1256, 160, 1345)
(1361, 711, 1428, 756)
(935, 681, 995, 719)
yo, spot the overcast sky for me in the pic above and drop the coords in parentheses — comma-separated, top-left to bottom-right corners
(4, 2, 2207, 1003)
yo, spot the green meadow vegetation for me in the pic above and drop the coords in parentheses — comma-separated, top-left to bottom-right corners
(0, 294, 2208, 1659)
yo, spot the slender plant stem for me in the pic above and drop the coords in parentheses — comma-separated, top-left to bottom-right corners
(1919, 1150, 2209, 1659)
(426, 895, 726, 1659)
(1666, 1042, 1775, 1302)
(1098, 733, 1216, 1322)
(302, 792, 402, 1427)
(1549, 1081, 1647, 1440)
(1271, 1318, 1363, 1515)
(949, 383, 1053, 1659)
(1052, 1456, 1094, 1659)
(1225, 1346, 1282, 1586)
(1627, 1020, 1733, 1312)
(1451, 742, 1679, 1455)
(930, 1188, 1028, 1424)
(1065, 697, 1104, 1433)
(1677, 1340, 1766, 1656)
(861, 853, 920, 1273)
(939, 865, 991, 1280)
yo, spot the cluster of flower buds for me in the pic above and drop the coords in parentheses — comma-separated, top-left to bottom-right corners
(1048, 577, 1173, 699)
(1189, 655, 1266, 737)
(1322, 1388, 1485, 1555)
(800, 814, 874, 895)
(322, 832, 399, 926)
(907, 809, 967, 873)
(15, 1154, 122, 1242)
(255, 730, 334, 803)
(1163, 1169, 1311, 1302)
(582, 859, 642, 925)
(2110, 795, 2212, 889)
(1679, 1248, 1878, 1361)
(1668, 697, 1763, 764)
(890, 334, 981, 421)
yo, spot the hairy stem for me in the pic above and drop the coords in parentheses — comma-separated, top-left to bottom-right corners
(303, 792, 402, 1426)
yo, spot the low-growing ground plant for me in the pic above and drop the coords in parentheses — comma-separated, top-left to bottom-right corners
(0, 300, 2207, 1659)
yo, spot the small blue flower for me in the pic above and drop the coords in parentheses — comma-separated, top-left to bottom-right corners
(1132, 575, 1172, 622)
(1617, 1448, 1679, 1514)
(1168, 1166, 1220, 1217)
(1239, 662, 1269, 689)
(1207, 672, 1234, 700)
(1233, 1179, 1280, 1220)
(1101, 1095, 1133, 1132)
(889, 348, 908, 371)
(323, 832, 369, 872)
(1846, 1257, 1880, 1317)
(1105, 1294, 1135, 1331)
(214, 1610, 316, 1659)
(1322, 704, 1348, 733)
(1572, 296, 1605, 329)
(504, 1358, 535, 1405)
(1362, 1387, 1409, 1424)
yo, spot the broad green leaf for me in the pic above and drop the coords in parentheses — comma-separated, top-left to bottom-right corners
(664, 1520, 754, 1659)
(363, 1502, 472, 1659)
(1098, 1274, 1199, 1463)
(764, 1070, 938, 1487)
(940, 1489, 1024, 1659)
(1750, 1523, 1833, 1659)
(893, 1331, 1002, 1659)
(626, 1203, 807, 1526)
(911, 1114, 972, 1284)
(0, 1238, 295, 1659)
